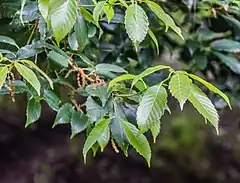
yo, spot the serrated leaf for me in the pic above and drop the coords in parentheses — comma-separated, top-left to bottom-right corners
(110, 100, 129, 154)
(80, 7, 96, 25)
(150, 121, 160, 143)
(137, 85, 167, 133)
(108, 74, 135, 89)
(38, 0, 49, 21)
(85, 85, 109, 107)
(148, 29, 159, 55)
(213, 52, 240, 74)
(25, 98, 41, 127)
(48, 51, 69, 67)
(188, 84, 219, 134)
(0, 66, 8, 90)
(14, 62, 41, 96)
(74, 13, 89, 51)
(98, 126, 110, 152)
(121, 120, 151, 167)
(53, 103, 73, 127)
(210, 39, 240, 53)
(83, 118, 111, 163)
(93, 1, 106, 26)
(125, 4, 149, 50)
(169, 72, 192, 110)
(50, 0, 77, 44)
(145, 0, 183, 39)
(20, 60, 53, 89)
(0, 35, 19, 49)
(186, 73, 231, 109)
(104, 4, 114, 23)
(71, 111, 89, 139)
(43, 89, 60, 111)
(132, 65, 170, 88)
(96, 63, 127, 73)
(86, 96, 108, 122)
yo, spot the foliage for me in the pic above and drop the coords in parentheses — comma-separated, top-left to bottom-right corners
(0, 0, 237, 166)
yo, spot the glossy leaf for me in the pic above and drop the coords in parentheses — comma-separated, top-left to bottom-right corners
(85, 85, 109, 107)
(0, 35, 19, 49)
(125, 4, 149, 50)
(0, 81, 27, 95)
(25, 98, 41, 127)
(210, 39, 240, 53)
(104, 4, 114, 23)
(98, 126, 110, 152)
(14, 62, 41, 96)
(48, 51, 69, 67)
(96, 63, 127, 73)
(148, 29, 159, 55)
(169, 72, 192, 110)
(43, 89, 60, 111)
(108, 74, 135, 89)
(137, 85, 167, 133)
(121, 120, 151, 167)
(188, 84, 219, 134)
(83, 118, 111, 163)
(71, 111, 89, 139)
(53, 103, 73, 127)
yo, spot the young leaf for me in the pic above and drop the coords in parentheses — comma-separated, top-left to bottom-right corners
(83, 118, 111, 163)
(213, 52, 240, 74)
(71, 111, 89, 139)
(14, 62, 41, 96)
(108, 74, 135, 89)
(132, 65, 170, 88)
(0, 35, 19, 49)
(0, 66, 8, 90)
(95, 63, 127, 73)
(137, 85, 167, 133)
(121, 120, 151, 167)
(125, 3, 149, 50)
(74, 13, 89, 51)
(48, 51, 69, 68)
(98, 126, 110, 152)
(53, 103, 73, 127)
(43, 89, 60, 111)
(148, 29, 159, 55)
(80, 8, 96, 25)
(20, 60, 53, 89)
(86, 96, 108, 122)
(169, 72, 192, 110)
(104, 4, 114, 23)
(144, 0, 183, 39)
(25, 98, 41, 127)
(38, 0, 50, 21)
(186, 73, 231, 109)
(150, 121, 160, 143)
(210, 39, 240, 53)
(50, 0, 77, 45)
(93, 1, 106, 26)
(188, 84, 219, 134)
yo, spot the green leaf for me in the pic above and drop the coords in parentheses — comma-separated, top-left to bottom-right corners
(0, 66, 8, 90)
(0, 81, 27, 96)
(98, 126, 110, 152)
(20, 60, 53, 89)
(43, 89, 60, 111)
(193, 51, 208, 70)
(132, 65, 170, 88)
(83, 118, 111, 163)
(48, 51, 69, 68)
(0, 35, 19, 49)
(68, 32, 78, 51)
(110, 100, 129, 155)
(221, 14, 240, 30)
(14, 62, 41, 96)
(145, 0, 183, 39)
(20, 0, 27, 24)
(50, 0, 77, 45)
(86, 96, 108, 122)
(125, 4, 149, 50)
(104, 4, 114, 23)
(80, 8, 96, 25)
(210, 39, 240, 53)
(85, 85, 109, 107)
(38, 0, 49, 21)
(169, 72, 192, 110)
(148, 29, 159, 55)
(93, 1, 106, 26)
(74, 13, 89, 51)
(213, 52, 240, 74)
(150, 121, 160, 143)
(108, 74, 135, 89)
(53, 103, 73, 127)
(25, 98, 41, 127)
(121, 120, 151, 167)
(137, 85, 167, 133)
(71, 111, 89, 139)
(186, 73, 231, 109)
(188, 84, 219, 134)
(96, 63, 127, 73)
